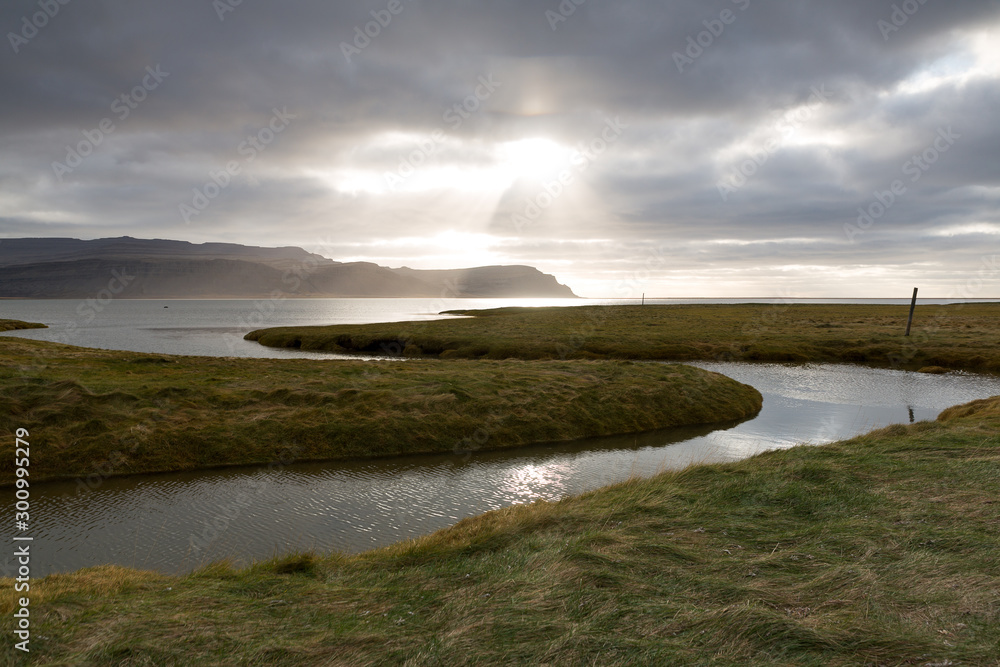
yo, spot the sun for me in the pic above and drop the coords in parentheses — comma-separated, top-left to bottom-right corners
(497, 137, 575, 182)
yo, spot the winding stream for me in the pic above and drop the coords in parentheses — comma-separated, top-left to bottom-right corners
(8, 362, 1000, 578)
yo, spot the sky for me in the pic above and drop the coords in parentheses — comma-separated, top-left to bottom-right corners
(1, 0, 999, 298)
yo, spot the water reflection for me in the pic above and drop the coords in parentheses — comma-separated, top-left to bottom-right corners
(8, 363, 1000, 577)
(500, 461, 573, 504)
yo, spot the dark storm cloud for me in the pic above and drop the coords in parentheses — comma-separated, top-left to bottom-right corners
(1, 0, 999, 295)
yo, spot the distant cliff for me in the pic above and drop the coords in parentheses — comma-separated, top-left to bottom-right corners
(0, 237, 577, 298)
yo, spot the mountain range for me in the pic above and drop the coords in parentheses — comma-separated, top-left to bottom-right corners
(0, 237, 577, 299)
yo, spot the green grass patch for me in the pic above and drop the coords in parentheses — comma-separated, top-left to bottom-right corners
(5, 396, 999, 665)
(0, 318, 46, 332)
(247, 303, 1000, 373)
(0, 337, 761, 485)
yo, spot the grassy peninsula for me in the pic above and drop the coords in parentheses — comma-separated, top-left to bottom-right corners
(5, 395, 998, 665)
(247, 303, 1000, 373)
(0, 336, 761, 485)
(0, 318, 47, 332)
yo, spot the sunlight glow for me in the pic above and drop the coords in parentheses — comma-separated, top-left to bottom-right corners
(703, 237, 827, 247)
(892, 27, 1000, 97)
(355, 230, 505, 268)
(496, 137, 575, 181)
(307, 135, 576, 196)
(714, 97, 837, 164)
(423, 230, 499, 262)
(930, 223, 1000, 237)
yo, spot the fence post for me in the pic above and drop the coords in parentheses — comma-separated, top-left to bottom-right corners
(904, 287, 918, 336)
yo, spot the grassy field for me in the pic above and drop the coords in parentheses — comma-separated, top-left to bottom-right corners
(0, 336, 761, 485)
(247, 303, 1000, 373)
(4, 394, 998, 665)
(0, 318, 46, 333)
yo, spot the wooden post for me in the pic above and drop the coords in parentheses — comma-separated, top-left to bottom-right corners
(904, 287, 918, 336)
(641, 293, 645, 306)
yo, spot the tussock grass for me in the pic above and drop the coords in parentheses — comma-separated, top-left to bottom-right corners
(0, 336, 761, 485)
(4, 396, 999, 665)
(247, 303, 1000, 373)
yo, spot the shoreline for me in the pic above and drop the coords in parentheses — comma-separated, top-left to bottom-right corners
(0, 318, 47, 332)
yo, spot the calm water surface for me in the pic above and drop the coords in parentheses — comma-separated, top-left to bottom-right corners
(7, 362, 1000, 577)
(1, 297, 992, 358)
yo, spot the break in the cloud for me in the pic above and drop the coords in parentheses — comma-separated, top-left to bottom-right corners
(1, 0, 999, 297)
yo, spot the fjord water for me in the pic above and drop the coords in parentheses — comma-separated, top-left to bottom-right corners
(0, 297, 988, 358)
(10, 362, 1000, 577)
(0, 297, 530, 358)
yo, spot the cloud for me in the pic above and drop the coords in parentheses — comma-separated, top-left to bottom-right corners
(1, 0, 999, 296)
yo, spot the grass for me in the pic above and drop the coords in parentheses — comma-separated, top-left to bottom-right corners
(0, 319, 46, 333)
(247, 303, 1000, 373)
(0, 336, 761, 485)
(4, 394, 999, 665)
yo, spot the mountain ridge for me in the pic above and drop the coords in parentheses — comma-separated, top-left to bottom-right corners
(0, 237, 577, 298)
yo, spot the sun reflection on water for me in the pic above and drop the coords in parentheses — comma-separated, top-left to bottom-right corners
(499, 461, 572, 504)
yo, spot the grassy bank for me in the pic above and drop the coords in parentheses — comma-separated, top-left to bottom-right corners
(0, 336, 761, 485)
(5, 395, 999, 665)
(0, 319, 46, 332)
(247, 303, 1000, 373)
